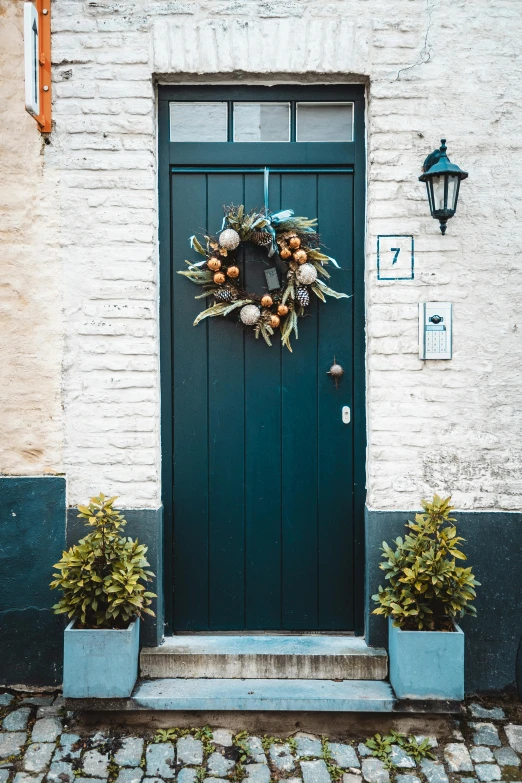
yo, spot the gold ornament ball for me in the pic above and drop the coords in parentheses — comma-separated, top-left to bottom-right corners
(213, 271, 226, 285)
(207, 257, 221, 271)
(261, 294, 273, 307)
(270, 314, 281, 328)
(219, 228, 240, 250)
(277, 304, 289, 316)
(288, 236, 301, 249)
(279, 246, 292, 259)
(226, 265, 240, 279)
(293, 249, 308, 264)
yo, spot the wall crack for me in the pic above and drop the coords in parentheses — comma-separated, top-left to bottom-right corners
(394, 0, 438, 82)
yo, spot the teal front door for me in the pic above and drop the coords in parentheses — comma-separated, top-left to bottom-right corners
(159, 86, 366, 634)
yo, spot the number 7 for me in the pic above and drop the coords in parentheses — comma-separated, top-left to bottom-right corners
(390, 247, 400, 265)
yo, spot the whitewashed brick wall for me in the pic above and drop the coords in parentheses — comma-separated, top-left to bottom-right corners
(41, 0, 522, 509)
(0, 0, 63, 476)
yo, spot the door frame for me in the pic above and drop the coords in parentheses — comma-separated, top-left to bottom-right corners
(158, 84, 367, 636)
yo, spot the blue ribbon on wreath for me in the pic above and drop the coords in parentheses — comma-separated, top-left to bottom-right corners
(209, 166, 340, 266)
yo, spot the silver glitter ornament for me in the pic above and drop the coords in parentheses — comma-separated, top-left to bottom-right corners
(295, 263, 318, 285)
(240, 304, 261, 325)
(219, 228, 240, 250)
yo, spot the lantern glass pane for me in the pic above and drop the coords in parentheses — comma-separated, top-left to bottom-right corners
(447, 174, 458, 211)
(426, 181, 434, 214)
(432, 174, 446, 211)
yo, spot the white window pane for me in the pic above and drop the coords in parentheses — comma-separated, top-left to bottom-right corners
(234, 102, 290, 142)
(296, 102, 353, 142)
(170, 102, 228, 142)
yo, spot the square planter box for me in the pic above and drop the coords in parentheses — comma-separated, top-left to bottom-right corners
(389, 618, 464, 700)
(63, 618, 140, 698)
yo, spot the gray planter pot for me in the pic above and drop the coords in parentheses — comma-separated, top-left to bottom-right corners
(63, 618, 140, 698)
(389, 618, 464, 700)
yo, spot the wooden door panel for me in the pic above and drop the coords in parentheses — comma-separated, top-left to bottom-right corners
(171, 169, 355, 631)
(171, 173, 209, 630)
(206, 174, 246, 630)
(317, 173, 354, 629)
(244, 172, 283, 630)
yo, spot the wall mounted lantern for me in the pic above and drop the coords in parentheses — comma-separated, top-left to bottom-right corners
(419, 139, 468, 234)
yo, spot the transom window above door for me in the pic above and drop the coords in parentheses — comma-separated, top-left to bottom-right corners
(169, 101, 354, 143)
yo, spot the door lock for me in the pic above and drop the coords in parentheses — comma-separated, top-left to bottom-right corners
(342, 406, 351, 424)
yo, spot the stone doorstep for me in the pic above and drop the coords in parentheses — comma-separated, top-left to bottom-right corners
(64, 677, 462, 714)
(139, 635, 388, 680)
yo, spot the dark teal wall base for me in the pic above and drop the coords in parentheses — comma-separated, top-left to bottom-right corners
(0, 477, 66, 686)
(66, 507, 164, 648)
(0, 475, 163, 687)
(365, 507, 522, 694)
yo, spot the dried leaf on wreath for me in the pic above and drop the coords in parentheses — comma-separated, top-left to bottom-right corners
(190, 236, 207, 257)
(316, 280, 352, 299)
(282, 281, 294, 305)
(276, 216, 318, 233)
(311, 260, 330, 279)
(193, 299, 249, 326)
(307, 248, 331, 262)
(221, 298, 252, 316)
(178, 267, 214, 285)
(280, 316, 294, 352)
(259, 323, 274, 347)
(311, 284, 326, 302)
(280, 309, 299, 352)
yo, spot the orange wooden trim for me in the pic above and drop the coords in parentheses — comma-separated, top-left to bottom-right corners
(35, 0, 51, 133)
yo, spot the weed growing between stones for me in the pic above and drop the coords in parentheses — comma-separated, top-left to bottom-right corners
(261, 735, 297, 754)
(365, 731, 436, 770)
(320, 736, 344, 781)
(233, 731, 250, 762)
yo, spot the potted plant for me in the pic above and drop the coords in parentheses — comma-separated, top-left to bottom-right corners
(372, 494, 479, 701)
(51, 493, 156, 698)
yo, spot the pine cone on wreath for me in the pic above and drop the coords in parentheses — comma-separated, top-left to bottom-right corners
(214, 286, 236, 303)
(296, 285, 310, 307)
(251, 231, 273, 247)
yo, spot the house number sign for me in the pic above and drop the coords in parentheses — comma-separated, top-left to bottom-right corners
(377, 235, 414, 280)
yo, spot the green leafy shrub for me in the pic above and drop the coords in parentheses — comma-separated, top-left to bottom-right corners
(372, 494, 479, 631)
(50, 493, 156, 629)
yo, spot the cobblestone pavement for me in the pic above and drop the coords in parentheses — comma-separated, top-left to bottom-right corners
(1, 692, 522, 783)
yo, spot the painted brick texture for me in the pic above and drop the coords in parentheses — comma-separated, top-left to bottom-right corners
(0, 0, 63, 475)
(6, 0, 522, 510)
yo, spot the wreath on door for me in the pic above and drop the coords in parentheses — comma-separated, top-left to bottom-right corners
(178, 204, 350, 352)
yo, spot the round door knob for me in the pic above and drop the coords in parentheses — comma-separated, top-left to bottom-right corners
(327, 357, 344, 388)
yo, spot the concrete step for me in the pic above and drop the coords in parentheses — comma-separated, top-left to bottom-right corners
(65, 678, 462, 714)
(85, 677, 396, 711)
(140, 635, 388, 680)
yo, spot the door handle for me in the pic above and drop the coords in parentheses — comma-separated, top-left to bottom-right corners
(327, 357, 344, 388)
(342, 406, 351, 424)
